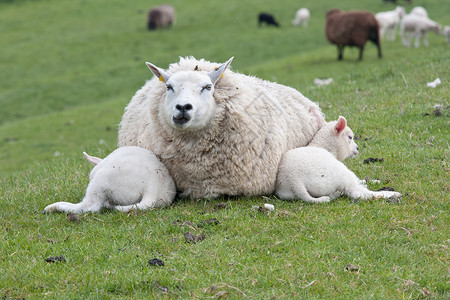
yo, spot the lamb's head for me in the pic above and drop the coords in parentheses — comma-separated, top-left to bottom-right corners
(395, 6, 406, 18)
(308, 116, 359, 161)
(146, 57, 233, 130)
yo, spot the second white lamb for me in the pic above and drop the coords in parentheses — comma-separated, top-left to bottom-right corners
(275, 116, 401, 203)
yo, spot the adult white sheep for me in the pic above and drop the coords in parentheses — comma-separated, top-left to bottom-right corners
(375, 6, 405, 41)
(118, 57, 324, 200)
(276, 115, 401, 203)
(400, 14, 441, 47)
(292, 8, 310, 27)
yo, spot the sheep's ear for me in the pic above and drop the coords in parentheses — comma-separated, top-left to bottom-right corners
(334, 116, 347, 135)
(83, 152, 102, 166)
(146, 62, 172, 82)
(208, 56, 234, 84)
(309, 106, 326, 129)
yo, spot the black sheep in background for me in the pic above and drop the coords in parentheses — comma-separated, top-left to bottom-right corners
(258, 13, 280, 27)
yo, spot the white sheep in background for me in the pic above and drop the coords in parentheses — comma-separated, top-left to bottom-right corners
(119, 56, 324, 199)
(43, 146, 176, 213)
(292, 8, 310, 27)
(410, 6, 428, 18)
(276, 115, 401, 203)
(375, 6, 405, 41)
(400, 14, 441, 47)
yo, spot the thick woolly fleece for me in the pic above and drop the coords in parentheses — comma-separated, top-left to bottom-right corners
(118, 57, 323, 198)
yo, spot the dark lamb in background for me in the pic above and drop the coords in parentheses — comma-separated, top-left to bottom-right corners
(325, 9, 382, 61)
(258, 13, 280, 27)
(147, 4, 175, 30)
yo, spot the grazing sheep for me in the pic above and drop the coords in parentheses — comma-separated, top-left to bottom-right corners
(292, 8, 310, 27)
(147, 4, 175, 30)
(118, 57, 324, 199)
(376, 6, 406, 41)
(276, 116, 401, 203)
(325, 9, 382, 61)
(258, 13, 280, 27)
(410, 6, 428, 18)
(43, 146, 176, 213)
(400, 14, 441, 47)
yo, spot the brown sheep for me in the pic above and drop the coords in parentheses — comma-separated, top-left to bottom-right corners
(325, 9, 382, 61)
(147, 4, 175, 30)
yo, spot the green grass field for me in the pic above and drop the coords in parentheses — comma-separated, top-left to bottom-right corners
(1, 0, 449, 298)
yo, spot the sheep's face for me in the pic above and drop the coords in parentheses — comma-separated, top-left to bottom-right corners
(163, 72, 216, 130)
(146, 57, 234, 131)
(338, 126, 359, 160)
(309, 116, 359, 161)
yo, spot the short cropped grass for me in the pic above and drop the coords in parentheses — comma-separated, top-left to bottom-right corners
(0, 0, 448, 298)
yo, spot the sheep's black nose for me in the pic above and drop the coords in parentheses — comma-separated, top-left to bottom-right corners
(175, 104, 193, 112)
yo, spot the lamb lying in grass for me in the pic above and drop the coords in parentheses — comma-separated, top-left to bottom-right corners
(43, 146, 176, 213)
(275, 116, 401, 203)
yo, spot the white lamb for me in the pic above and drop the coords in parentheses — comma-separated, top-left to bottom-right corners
(400, 14, 441, 47)
(43, 146, 176, 213)
(292, 8, 310, 27)
(276, 116, 401, 203)
(375, 6, 405, 41)
(119, 57, 324, 199)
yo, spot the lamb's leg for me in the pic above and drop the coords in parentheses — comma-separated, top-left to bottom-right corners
(346, 184, 401, 200)
(43, 195, 103, 214)
(115, 190, 175, 212)
(291, 184, 331, 204)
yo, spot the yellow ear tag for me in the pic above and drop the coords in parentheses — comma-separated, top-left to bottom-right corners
(213, 66, 223, 78)
(159, 75, 165, 82)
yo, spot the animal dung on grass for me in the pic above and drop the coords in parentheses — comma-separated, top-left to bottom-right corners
(325, 9, 382, 60)
(148, 258, 165, 267)
(184, 232, 206, 243)
(45, 256, 66, 263)
(363, 157, 384, 164)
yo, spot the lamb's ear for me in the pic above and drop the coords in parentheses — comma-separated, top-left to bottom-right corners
(334, 116, 347, 135)
(146, 62, 172, 82)
(208, 56, 234, 84)
(309, 106, 326, 129)
(83, 152, 102, 166)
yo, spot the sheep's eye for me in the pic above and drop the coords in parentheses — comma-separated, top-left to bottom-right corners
(348, 135, 353, 140)
(166, 84, 173, 91)
(201, 84, 212, 92)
